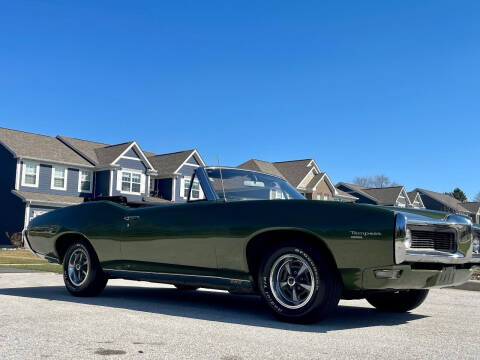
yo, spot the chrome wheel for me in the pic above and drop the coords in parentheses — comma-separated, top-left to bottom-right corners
(269, 253, 315, 309)
(68, 248, 89, 286)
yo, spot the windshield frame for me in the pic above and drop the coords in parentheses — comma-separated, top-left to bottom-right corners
(191, 166, 305, 202)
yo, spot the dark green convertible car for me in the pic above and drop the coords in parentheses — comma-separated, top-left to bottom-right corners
(25, 167, 480, 323)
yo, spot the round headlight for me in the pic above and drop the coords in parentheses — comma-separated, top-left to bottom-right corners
(473, 237, 480, 255)
(405, 228, 412, 249)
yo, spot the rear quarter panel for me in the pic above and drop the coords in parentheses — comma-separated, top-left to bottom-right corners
(27, 201, 127, 265)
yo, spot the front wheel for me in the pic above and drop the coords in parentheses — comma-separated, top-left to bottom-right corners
(258, 242, 342, 323)
(366, 289, 429, 312)
(63, 241, 108, 297)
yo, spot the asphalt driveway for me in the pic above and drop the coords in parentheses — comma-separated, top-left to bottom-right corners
(0, 270, 478, 359)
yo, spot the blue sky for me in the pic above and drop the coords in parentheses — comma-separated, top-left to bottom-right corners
(1, 1, 479, 198)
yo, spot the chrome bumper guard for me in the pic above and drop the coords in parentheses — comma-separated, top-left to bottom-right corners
(395, 213, 480, 265)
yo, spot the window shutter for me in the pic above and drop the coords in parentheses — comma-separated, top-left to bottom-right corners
(140, 174, 146, 194)
(116, 171, 122, 191)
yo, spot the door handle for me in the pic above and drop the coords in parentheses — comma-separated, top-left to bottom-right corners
(123, 216, 140, 221)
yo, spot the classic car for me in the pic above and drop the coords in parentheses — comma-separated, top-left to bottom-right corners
(25, 167, 480, 323)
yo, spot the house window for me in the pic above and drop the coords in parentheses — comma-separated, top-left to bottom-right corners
(51, 166, 67, 190)
(182, 176, 204, 200)
(184, 177, 191, 198)
(324, 195, 329, 200)
(121, 171, 141, 194)
(79, 170, 92, 192)
(22, 162, 39, 187)
(316, 194, 322, 200)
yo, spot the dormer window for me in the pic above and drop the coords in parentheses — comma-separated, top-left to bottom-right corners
(51, 166, 67, 190)
(21, 162, 39, 187)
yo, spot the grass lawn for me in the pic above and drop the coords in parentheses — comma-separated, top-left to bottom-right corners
(0, 249, 62, 273)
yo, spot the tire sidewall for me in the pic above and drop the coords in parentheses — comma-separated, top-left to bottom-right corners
(63, 242, 98, 294)
(258, 245, 327, 319)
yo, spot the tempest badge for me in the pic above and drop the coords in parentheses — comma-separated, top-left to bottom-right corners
(350, 231, 382, 239)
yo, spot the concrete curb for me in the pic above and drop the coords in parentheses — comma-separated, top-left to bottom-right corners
(449, 281, 480, 292)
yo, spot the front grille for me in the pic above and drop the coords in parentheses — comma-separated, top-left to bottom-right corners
(410, 229, 456, 253)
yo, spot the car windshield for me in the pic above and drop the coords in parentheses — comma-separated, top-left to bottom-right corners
(205, 168, 305, 201)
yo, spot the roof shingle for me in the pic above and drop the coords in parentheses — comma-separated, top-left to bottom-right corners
(0, 128, 92, 167)
(148, 150, 195, 175)
(12, 190, 84, 205)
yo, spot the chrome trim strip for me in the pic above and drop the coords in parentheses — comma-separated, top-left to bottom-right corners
(103, 268, 254, 289)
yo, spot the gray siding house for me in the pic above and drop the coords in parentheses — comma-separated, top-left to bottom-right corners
(0, 127, 209, 245)
(0, 128, 95, 245)
(148, 150, 206, 203)
(57, 136, 157, 202)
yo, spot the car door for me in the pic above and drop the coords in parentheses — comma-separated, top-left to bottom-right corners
(120, 201, 221, 277)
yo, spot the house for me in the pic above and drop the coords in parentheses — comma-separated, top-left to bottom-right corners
(0, 128, 96, 245)
(237, 159, 357, 202)
(58, 136, 158, 202)
(453, 202, 480, 224)
(336, 183, 415, 208)
(411, 188, 470, 216)
(0, 127, 169, 245)
(147, 150, 206, 203)
(407, 191, 426, 209)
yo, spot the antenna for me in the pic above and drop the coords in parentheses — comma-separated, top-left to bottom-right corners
(217, 156, 227, 202)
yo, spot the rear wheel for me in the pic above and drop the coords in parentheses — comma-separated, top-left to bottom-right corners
(63, 241, 108, 297)
(258, 242, 342, 323)
(366, 289, 429, 312)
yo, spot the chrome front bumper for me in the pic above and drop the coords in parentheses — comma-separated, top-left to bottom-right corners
(395, 213, 480, 265)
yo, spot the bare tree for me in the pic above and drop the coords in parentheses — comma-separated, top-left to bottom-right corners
(370, 175, 391, 188)
(353, 174, 399, 188)
(353, 176, 370, 187)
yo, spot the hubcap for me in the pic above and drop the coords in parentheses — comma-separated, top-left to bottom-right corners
(269, 253, 315, 310)
(68, 248, 89, 287)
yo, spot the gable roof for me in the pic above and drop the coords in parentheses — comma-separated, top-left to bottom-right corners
(407, 191, 425, 208)
(362, 186, 408, 206)
(148, 150, 201, 176)
(273, 159, 314, 188)
(95, 142, 134, 165)
(58, 136, 155, 170)
(56, 136, 109, 165)
(237, 159, 285, 179)
(461, 202, 480, 214)
(306, 173, 325, 189)
(407, 191, 419, 203)
(414, 188, 470, 214)
(0, 128, 93, 167)
(336, 182, 380, 203)
(336, 188, 359, 200)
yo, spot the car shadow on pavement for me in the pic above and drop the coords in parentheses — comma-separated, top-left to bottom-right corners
(0, 285, 428, 333)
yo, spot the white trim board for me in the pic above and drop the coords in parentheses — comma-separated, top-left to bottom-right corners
(77, 169, 93, 194)
(15, 160, 21, 190)
(20, 161, 40, 188)
(50, 165, 68, 191)
(112, 142, 156, 173)
(173, 150, 206, 174)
